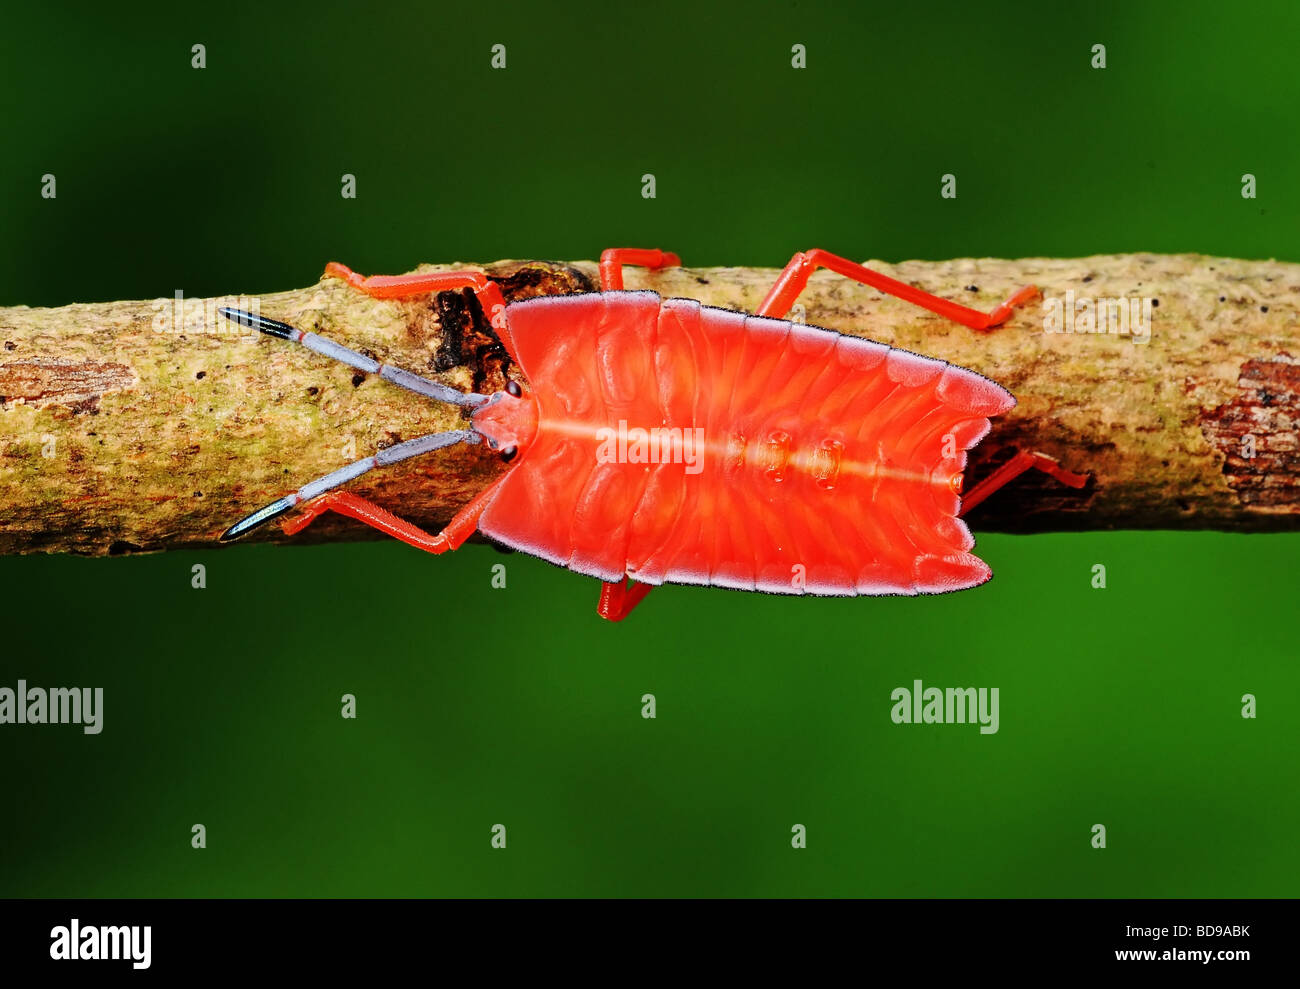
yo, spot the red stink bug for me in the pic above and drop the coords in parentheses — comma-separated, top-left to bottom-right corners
(219, 248, 1087, 621)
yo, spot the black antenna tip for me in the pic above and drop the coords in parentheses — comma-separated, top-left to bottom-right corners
(219, 308, 297, 341)
(220, 497, 296, 541)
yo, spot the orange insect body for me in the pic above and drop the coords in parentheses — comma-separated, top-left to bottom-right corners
(222, 248, 1086, 621)
(472, 291, 1012, 596)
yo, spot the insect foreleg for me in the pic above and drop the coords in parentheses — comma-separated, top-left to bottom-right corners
(756, 248, 1038, 331)
(322, 262, 518, 362)
(279, 482, 500, 554)
(220, 430, 480, 541)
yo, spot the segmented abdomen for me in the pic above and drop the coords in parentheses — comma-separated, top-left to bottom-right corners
(477, 290, 1013, 596)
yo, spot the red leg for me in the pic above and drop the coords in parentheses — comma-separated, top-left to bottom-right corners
(599, 248, 682, 291)
(597, 578, 655, 622)
(281, 484, 499, 553)
(958, 451, 1089, 516)
(756, 248, 1039, 331)
(324, 261, 513, 350)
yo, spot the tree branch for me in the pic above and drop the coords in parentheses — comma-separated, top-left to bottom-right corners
(1, 253, 1296, 556)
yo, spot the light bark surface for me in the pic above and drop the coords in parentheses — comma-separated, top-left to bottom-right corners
(1, 253, 1295, 556)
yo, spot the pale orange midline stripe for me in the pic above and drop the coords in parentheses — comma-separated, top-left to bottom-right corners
(539, 421, 956, 489)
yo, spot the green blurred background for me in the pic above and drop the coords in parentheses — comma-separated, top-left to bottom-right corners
(1, 0, 1296, 897)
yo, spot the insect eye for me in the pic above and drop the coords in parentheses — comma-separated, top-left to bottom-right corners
(505, 379, 522, 398)
(500, 446, 518, 463)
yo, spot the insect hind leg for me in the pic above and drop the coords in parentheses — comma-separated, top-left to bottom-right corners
(756, 248, 1038, 331)
(958, 450, 1089, 516)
